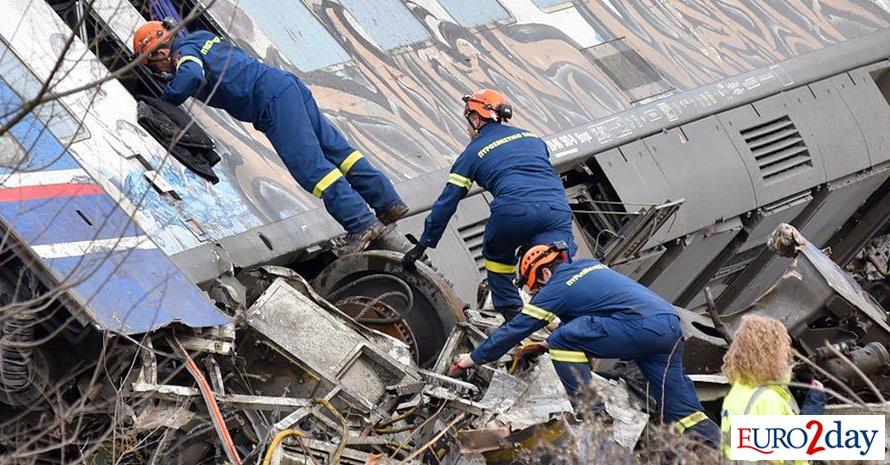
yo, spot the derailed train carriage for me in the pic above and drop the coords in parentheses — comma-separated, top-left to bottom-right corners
(2, 0, 890, 462)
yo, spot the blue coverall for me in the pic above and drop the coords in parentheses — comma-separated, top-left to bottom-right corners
(418, 123, 574, 317)
(470, 259, 722, 445)
(160, 31, 402, 233)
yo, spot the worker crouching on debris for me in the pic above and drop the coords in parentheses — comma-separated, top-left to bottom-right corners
(403, 90, 575, 320)
(133, 20, 407, 253)
(720, 315, 825, 459)
(447, 242, 721, 445)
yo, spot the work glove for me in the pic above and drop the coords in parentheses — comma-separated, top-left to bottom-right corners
(518, 342, 549, 361)
(402, 244, 427, 272)
(447, 362, 468, 378)
(510, 342, 549, 373)
(446, 355, 475, 378)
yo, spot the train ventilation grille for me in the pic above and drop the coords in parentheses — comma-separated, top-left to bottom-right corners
(740, 116, 812, 183)
(458, 219, 487, 275)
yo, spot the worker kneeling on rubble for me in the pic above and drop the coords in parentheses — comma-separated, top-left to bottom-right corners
(404, 90, 575, 320)
(132, 20, 407, 254)
(448, 242, 721, 445)
(721, 315, 825, 460)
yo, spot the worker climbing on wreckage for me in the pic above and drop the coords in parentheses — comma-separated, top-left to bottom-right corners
(447, 242, 722, 446)
(403, 89, 575, 321)
(132, 20, 408, 254)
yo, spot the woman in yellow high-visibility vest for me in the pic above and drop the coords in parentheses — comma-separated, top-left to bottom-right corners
(720, 315, 825, 462)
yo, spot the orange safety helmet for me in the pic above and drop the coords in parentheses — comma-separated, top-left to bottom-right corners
(462, 89, 513, 123)
(133, 20, 173, 64)
(517, 241, 568, 290)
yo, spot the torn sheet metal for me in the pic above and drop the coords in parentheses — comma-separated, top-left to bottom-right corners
(587, 374, 649, 449)
(0, 78, 230, 335)
(477, 370, 530, 425)
(246, 278, 415, 413)
(131, 405, 195, 431)
(480, 417, 577, 465)
(494, 356, 574, 430)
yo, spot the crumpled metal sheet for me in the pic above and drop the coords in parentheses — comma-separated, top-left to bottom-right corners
(132, 405, 195, 431)
(246, 278, 415, 413)
(588, 374, 649, 449)
(493, 356, 574, 430)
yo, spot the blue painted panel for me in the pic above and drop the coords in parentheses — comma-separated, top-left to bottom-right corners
(532, 0, 569, 9)
(0, 83, 80, 172)
(0, 194, 142, 246)
(49, 248, 229, 334)
(339, 0, 430, 49)
(0, 41, 87, 144)
(439, 0, 511, 28)
(237, 0, 351, 71)
(0, 79, 229, 334)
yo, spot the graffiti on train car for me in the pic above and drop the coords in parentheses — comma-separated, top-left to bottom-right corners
(5, 1, 890, 255)
(193, 0, 890, 224)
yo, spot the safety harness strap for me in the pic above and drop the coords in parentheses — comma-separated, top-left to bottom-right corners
(675, 411, 708, 433)
(549, 349, 587, 363)
(312, 169, 343, 198)
(339, 151, 363, 174)
(521, 304, 556, 322)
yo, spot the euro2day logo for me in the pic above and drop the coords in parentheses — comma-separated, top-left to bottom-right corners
(730, 415, 886, 461)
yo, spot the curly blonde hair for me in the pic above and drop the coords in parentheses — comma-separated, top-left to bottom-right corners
(722, 314, 792, 385)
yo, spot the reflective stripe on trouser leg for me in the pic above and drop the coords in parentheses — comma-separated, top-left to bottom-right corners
(486, 270, 522, 314)
(260, 84, 375, 233)
(548, 319, 598, 397)
(330, 150, 402, 211)
(312, 169, 343, 197)
(297, 79, 403, 211)
(551, 358, 591, 397)
(675, 411, 707, 433)
(317, 175, 375, 233)
(338, 151, 363, 174)
(677, 412, 721, 446)
(550, 350, 588, 363)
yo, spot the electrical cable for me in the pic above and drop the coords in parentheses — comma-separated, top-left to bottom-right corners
(315, 398, 348, 465)
(172, 337, 242, 465)
(262, 429, 303, 465)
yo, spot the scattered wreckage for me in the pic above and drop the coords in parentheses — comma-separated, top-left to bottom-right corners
(2, 223, 890, 465)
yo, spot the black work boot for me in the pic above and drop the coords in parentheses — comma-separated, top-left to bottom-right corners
(340, 221, 389, 255)
(376, 202, 409, 225)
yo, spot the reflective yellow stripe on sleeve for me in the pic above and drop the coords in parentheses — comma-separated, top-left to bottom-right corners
(549, 349, 587, 363)
(447, 173, 472, 189)
(176, 55, 204, 72)
(521, 304, 556, 322)
(675, 411, 708, 433)
(339, 151, 363, 174)
(483, 258, 515, 274)
(312, 169, 343, 198)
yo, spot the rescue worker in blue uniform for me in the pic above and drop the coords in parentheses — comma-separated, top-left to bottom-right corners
(447, 243, 722, 446)
(133, 20, 407, 253)
(402, 90, 574, 320)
